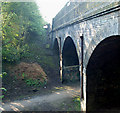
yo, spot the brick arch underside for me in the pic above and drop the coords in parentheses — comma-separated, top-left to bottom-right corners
(86, 35, 120, 111)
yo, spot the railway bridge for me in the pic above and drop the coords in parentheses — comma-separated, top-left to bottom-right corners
(49, 1, 120, 111)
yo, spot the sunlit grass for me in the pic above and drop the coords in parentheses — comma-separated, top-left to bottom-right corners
(54, 87, 64, 90)
(60, 96, 81, 111)
(73, 96, 81, 111)
(54, 86, 74, 91)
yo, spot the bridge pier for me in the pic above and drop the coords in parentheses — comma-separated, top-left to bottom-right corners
(60, 53, 63, 82)
(59, 37, 63, 82)
(80, 68, 86, 111)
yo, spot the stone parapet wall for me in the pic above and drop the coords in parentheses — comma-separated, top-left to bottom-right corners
(53, 2, 120, 31)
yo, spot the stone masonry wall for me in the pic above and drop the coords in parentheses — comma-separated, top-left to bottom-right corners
(50, 2, 120, 111)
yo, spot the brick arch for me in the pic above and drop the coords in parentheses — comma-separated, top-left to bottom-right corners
(62, 36, 79, 62)
(86, 35, 120, 111)
(84, 29, 118, 68)
(62, 36, 80, 82)
(61, 34, 80, 60)
(53, 37, 60, 52)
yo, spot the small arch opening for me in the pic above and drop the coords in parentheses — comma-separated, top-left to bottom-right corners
(53, 38, 59, 56)
(52, 38, 60, 82)
(62, 36, 80, 83)
(87, 36, 120, 111)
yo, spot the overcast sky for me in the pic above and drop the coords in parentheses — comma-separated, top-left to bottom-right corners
(36, 0, 69, 24)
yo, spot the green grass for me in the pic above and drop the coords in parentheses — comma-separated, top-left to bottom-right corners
(60, 96, 81, 111)
(22, 42, 57, 69)
(73, 96, 81, 111)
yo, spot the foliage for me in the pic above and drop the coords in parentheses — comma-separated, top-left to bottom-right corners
(21, 72, 47, 87)
(73, 96, 81, 111)
(60, 96, 81, 111)
(25, 78, 47, 87)
(1, 2, 47, 62)
(25, 42, 56, 69)
(0, 72, 7, 99)
(45, 44, 50, 49)
(0, 72, 7, 78)
(22, 73, 28, 79)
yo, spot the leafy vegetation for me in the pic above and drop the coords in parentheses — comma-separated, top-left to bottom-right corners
(25, 78, 47, 87)
(73, 96, 81, 111)
(1, 2, 46, 62)
(22, 73, 28, 79)
(0, 72, 7, 99)
(1, 2, 49, 100)
(21, 72, 47, 87)
(23, 42, 56, 69)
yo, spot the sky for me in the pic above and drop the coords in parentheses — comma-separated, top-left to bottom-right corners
(36, 0, 69, 24)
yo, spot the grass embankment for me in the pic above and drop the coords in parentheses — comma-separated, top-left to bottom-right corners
(3, 40, 56, 86)
(23, 41, 56, 69)
(2, 39, 59, 102)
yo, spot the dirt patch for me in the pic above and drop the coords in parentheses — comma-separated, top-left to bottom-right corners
(2, 84, 80, 111)
(9, 62, 47, 83)
(2, 62, 50, 103)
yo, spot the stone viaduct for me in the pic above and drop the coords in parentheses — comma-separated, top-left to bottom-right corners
(49, 1, 120, 112)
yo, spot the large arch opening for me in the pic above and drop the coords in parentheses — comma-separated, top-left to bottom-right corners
(62, 36, 80, 83)
(86, 36, 120, 111)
